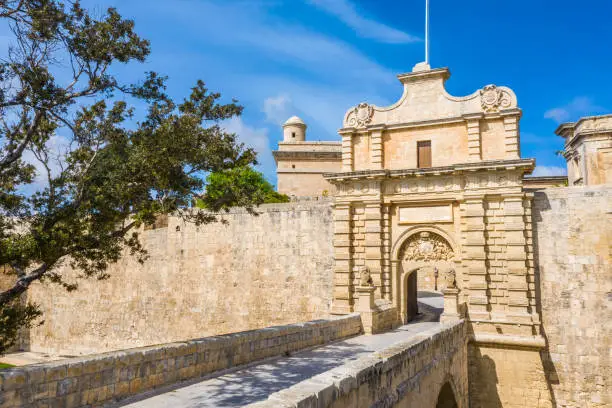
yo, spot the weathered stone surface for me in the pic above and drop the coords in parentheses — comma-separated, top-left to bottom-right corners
(26, 200, 335, 355)
(245, 320, 469, 408)
(0, 314, 361, 408)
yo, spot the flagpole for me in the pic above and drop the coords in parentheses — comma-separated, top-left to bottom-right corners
(425, 0, 429, 65)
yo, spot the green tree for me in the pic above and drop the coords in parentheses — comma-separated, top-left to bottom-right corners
(197, 166, 289, 210)
(0, 1, 259, 353)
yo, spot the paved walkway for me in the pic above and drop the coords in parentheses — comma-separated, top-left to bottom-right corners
(119, 293, 443, 408)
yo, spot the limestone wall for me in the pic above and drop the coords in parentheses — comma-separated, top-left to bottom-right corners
(26, 200, 335, 355)
(247, 320, 469, 408)
(468, 185, 611, 408)
(0, 314, 362, 408)
(533, 186, 611, 407)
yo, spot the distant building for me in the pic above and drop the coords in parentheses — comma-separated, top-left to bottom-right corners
(556, 114, 612, 185)
(272, 116, 341, 197)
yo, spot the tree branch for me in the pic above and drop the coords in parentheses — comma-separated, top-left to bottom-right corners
(0, 263, 49, 306)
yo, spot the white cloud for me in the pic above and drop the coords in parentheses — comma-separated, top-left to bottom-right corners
(263, 94, 293, 125)
(21, 135, 71, 192)
(544, 97, 606, 124)
(531, 165, 567, 177)
(306, 0, 420, 44)
(222, 117, 275, 178)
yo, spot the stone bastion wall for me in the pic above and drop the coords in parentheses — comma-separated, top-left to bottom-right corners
(12, 186, 611, 407)
(25, 199, 335, 355)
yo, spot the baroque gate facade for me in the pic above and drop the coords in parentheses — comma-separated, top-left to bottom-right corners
(325, 64, 544, 347)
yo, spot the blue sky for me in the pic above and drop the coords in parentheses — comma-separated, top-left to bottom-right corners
(7, 0, 612, 184)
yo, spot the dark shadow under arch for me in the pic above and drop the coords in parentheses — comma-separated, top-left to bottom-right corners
(436, 382, 458, 408)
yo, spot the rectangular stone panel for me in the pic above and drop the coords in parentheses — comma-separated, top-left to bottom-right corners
(398, 204, 453, 224)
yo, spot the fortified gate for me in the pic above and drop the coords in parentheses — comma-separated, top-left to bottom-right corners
(324, 63, 544, 347)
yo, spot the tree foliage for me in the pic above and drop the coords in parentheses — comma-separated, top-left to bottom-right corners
(198, 166, 290, 210)
(0, 1, 261, 353)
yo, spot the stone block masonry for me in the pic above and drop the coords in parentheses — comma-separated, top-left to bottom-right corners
(533, 186, 611, 407)
(0, 314, 362, 408)
(468, 185, 611, 408)
(25, 200, 336, 355)
(247, 320, 468, 408)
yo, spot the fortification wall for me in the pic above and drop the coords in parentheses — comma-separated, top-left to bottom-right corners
(533, 186, 611, 407)
(468, 186, 611, 408)
(26, 200, 335, 355)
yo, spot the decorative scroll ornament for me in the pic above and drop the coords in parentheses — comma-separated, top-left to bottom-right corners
(480, 85, 512, 113)
(347, 103, 374, 128)
(401, 232, 454, 262)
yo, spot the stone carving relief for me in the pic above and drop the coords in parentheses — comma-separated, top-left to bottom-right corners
(383, 176, 462, 195)
(444, 269, 456, 289)
(337, 181, 380, 196)
(576, 116, 612, 133)
(400, 232, 455, 263)
(464, 172, 521, 190)
(480, 85, 513, 113)
(358, 266, 374, 287)
(346, 103, 374, 128)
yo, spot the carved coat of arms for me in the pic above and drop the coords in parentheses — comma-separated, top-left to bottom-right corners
(348, 103, 374, 128)
(480, 85, 512, 113)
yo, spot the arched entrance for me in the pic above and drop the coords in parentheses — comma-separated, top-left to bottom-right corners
(396, 230, 457, 323)
(436, 382, 458, 408)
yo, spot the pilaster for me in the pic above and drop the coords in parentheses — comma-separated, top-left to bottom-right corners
(370, 127, 384, 170)
(381, 205, 392, 299)
(363, 202, 384, 298)
(503, 194, 531, 321)
(461, 196, 490, 320)
(340, 131, 353, 172)
(465, 114, 483, 161)
(502, 113, 520, 159)
(331, 203, 353, 314)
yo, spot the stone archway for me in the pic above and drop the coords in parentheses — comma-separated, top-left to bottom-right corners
(396, 230, 456, 323)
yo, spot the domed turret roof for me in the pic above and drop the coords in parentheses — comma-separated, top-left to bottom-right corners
(283, 116, 306, 127)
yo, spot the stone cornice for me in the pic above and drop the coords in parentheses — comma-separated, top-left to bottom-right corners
(323, 159, 535, 182)
(470, 333, 546, 350)
(396, 67, 451, 83)
(338, 108, 522, 134)
(273, 150, 342, 161)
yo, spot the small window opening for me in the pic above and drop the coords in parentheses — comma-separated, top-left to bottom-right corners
(292, 132, 296, 138)
(417, 140, 432, 168)
(292, 164, 296, 169)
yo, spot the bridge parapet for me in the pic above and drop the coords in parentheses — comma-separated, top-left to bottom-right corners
(248, 320, 469, 408)
(0, 314, 362, 407)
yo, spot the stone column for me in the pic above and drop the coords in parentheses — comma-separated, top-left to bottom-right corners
(331, 203, 353, 315)
(370, 126, 384, 170)
(502, 111, 520, 159)
(462, 196, 490, 320)
(340, 130, 353, 172)
(465, 114, 483, 161)
(364, 202, 383, 298)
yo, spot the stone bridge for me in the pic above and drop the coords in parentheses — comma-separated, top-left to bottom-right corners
(0, 297, 468, 408)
